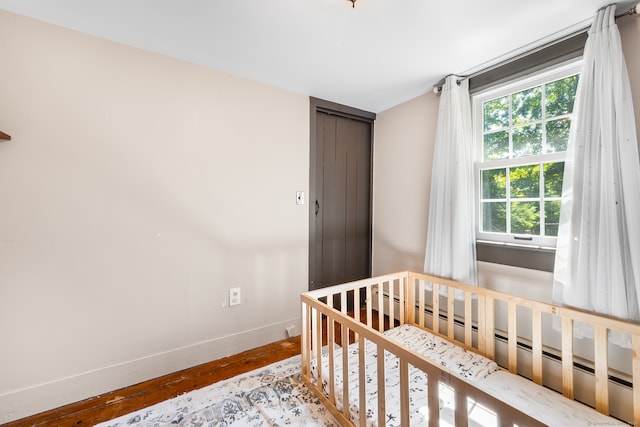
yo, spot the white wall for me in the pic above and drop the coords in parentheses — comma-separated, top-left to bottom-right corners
(373, 15, 640, 300)
(0, 10, 309, 421)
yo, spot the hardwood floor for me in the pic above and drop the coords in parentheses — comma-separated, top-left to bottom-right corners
(3, 337, 301, 427)
(4, 309, 384, 427)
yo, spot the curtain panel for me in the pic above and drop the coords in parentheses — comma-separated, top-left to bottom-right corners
(553, 4, 640, 347)
(424, 76, 477, 288)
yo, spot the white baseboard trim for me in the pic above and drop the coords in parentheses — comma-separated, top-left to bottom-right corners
(0, 318, 301, 423)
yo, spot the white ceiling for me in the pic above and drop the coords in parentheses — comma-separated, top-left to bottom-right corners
(0, 0, 635, 112)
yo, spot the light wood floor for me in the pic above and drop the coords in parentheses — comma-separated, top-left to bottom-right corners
(3, 337, 301, 427)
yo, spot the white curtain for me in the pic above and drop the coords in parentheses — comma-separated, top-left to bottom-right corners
(553, 5, 640, 348)
(424, 76, 477, 287)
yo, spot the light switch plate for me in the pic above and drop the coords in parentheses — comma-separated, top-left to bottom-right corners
(296, 191, 304, 205)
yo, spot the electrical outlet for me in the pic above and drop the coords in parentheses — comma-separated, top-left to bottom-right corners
(229, 287, 241, 306)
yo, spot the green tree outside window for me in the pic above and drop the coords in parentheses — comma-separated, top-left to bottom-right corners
(479, 73, 578, 240)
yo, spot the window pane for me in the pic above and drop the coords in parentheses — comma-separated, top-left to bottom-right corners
(513, 124, 542, 157)
(511, 201, 540, 235)
(483, 97, 509, 131)
(544, 162, 564, 197)
(482, 168, 506, 199)
(475, 63, 579, 247)
(510, 165, 540, 198)
(545, 201, 561, 236)
(512, 87, 541, 125)
(546, 118, 571, 152)
(546, 75, 579, 117)
(484, 131, 509, 160)
(483, 202, 506, 233)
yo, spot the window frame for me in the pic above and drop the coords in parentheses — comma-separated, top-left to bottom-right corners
(472, 60, 582, 252)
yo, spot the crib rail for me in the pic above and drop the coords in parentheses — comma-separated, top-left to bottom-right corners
(301, 276, 544, 426)
(301, 272, 408, 425)
(407, 271, 640, 424)
(301, 271, 640, 426)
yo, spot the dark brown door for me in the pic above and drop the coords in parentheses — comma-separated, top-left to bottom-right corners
(309, 99, 374, 290)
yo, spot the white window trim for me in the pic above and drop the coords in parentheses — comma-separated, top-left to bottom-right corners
(472, 60, 582, 250)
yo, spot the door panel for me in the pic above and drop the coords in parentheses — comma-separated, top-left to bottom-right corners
(311, 108, 372, 290)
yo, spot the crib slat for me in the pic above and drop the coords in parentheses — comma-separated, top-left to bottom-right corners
(478, 295, 486, 354)
(399, 278, 406, 325)
(633, 334, 640, 426)
(454, 384, 468, 426)
(354, 287, 360, 324)
(378, 282, 385, 333)
(358, 334, 366, 427)
(342, 325, 350, 420)
(419, 280, 425, 327)
(433, 283, 440, 334)
(367, 285, 373, 329)
(508, 301, 517, 374)
(485, 297, 495, 359)
(428, 374, 440, 427)
(301, 302, 310, 377)
(326, 296, 333, 399)
(328, 312, 336, 402)
(447, 287, 455, 340)
(593, 325, 609, 415)
(311, 307, 319, 361)
(399, 358, 410, 426)
(377, 343, 386, 427)
(464, 291, 472, 347)
(531, 308, 543, 385)
(561, 317, 574, 399)
(315, 309, 323, 391)
(389, 280, 395, 328)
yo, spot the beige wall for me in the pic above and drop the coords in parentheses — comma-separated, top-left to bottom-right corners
(0, 11, 309, 421)
(372, 93, 438, 275)
(373, 15, 640, 301)
(620, 13, 640, 121)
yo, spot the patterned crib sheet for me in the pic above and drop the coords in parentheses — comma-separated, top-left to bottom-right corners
(480, 371, 626, 426)
(311, 324, 624, 426)
(384, 325, 499, 380)
(312, 336, 433, 426)
(311, 324, 498, 426)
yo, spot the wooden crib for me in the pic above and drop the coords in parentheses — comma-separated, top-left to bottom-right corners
(300, 271, 640, 426)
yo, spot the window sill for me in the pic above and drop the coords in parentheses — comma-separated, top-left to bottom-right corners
(476, 240, 555, 272)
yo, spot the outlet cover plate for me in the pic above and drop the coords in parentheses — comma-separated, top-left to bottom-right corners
(229, 287, 241, 306)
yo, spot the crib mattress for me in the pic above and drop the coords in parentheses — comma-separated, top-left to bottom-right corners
(312, 324, 624, 426)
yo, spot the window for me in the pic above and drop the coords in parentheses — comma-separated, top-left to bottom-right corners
(473, 62, 580, 249)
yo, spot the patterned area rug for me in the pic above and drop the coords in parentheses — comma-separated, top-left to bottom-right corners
(97, 355, 338, 426)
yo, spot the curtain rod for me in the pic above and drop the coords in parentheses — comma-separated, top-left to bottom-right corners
(433, 4, 638, 94)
